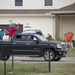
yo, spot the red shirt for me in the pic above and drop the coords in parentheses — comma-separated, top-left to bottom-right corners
(66, 33, 72, 42)
(9, 28, 17, 37)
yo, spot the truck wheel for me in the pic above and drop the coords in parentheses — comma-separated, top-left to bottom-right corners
(54, 57, 61, 61)
(44, 50, 55, 61)
(1, 56, 10, 61)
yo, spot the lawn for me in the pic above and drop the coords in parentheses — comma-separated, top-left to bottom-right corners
(0, 63, 75, 75)
(66, 48, 75, 57)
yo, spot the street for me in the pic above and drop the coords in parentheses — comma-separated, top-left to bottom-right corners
(0, 56, 75, 63)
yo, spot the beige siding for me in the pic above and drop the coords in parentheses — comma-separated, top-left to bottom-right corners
(0, 0, 75, 9)
(0, 16, 55, 36)
(60, 16, 75, 40)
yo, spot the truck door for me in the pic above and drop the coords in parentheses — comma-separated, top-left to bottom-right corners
(13, 34, 42, 55)
(25, 35, 42, 55)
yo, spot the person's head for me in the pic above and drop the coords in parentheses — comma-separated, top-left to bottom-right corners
(67, 32, 70, 34)
(9, 23, 17, 28)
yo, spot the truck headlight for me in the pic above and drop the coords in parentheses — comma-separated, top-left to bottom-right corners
(57, 44, 62, 48)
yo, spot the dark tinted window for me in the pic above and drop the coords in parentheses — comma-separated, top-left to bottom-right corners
(16, 35, 21, 39)
(15, 35, 26, 40)
(45, 0, 52, 6)
(15, 0, 23, 6)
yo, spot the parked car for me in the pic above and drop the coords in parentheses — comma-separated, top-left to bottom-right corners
(0, 33, 67, 61)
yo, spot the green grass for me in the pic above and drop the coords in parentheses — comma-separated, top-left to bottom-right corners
(0, 63, 75, 75)
(66, 48, 75, 57)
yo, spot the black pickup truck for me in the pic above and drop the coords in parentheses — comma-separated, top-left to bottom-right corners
(0, 33, 67, 61)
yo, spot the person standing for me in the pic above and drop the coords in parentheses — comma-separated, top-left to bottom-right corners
(9, 23, 19, 40)
(0, 29, 5, 40)
(65, 32, 73, 48)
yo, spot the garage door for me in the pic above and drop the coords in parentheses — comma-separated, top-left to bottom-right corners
(0, 24, 23, 33)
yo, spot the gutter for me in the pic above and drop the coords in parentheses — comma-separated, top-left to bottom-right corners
(50, 11, 75, 15)
(0, 13, 52, 17)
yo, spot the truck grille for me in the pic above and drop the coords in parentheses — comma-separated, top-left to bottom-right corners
(61, 44, 67, 51)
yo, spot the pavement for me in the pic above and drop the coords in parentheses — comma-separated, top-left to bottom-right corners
(0, 56, 75, 63)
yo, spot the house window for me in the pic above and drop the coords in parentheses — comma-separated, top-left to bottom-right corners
(45, 0, 52, 6)
(15, 0, 23, 6)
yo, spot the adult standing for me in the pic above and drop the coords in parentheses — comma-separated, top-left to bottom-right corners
(65, 32, 73, 48)
(9, 23, 19, 40)
(0, 29, 5, 40)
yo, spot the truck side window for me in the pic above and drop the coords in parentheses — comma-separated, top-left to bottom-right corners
(16, 35, 21, 39)
(15, 35, 25, 39)
(27, 35, 33, 40)
(21, 36, 26, 39)
(15, 35, 26, 41)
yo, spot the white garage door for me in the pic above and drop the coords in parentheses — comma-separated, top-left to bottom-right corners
(23, 16, 54, 37)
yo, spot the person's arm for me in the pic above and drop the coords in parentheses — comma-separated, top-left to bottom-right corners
(4, 29, 9, 35)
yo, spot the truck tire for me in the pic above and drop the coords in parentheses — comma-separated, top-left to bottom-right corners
(1, 56, 10, 61)
(44, 50, 55, 61)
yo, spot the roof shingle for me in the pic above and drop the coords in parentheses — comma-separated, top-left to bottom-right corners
(59, 2, 75, 11)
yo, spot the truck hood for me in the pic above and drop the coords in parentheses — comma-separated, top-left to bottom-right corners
(48, 41, 66, 45)
(49, 41, 61, 44)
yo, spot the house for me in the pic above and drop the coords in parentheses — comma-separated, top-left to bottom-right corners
(51, 2, 75, 40)
(0, 0, 75, 40)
